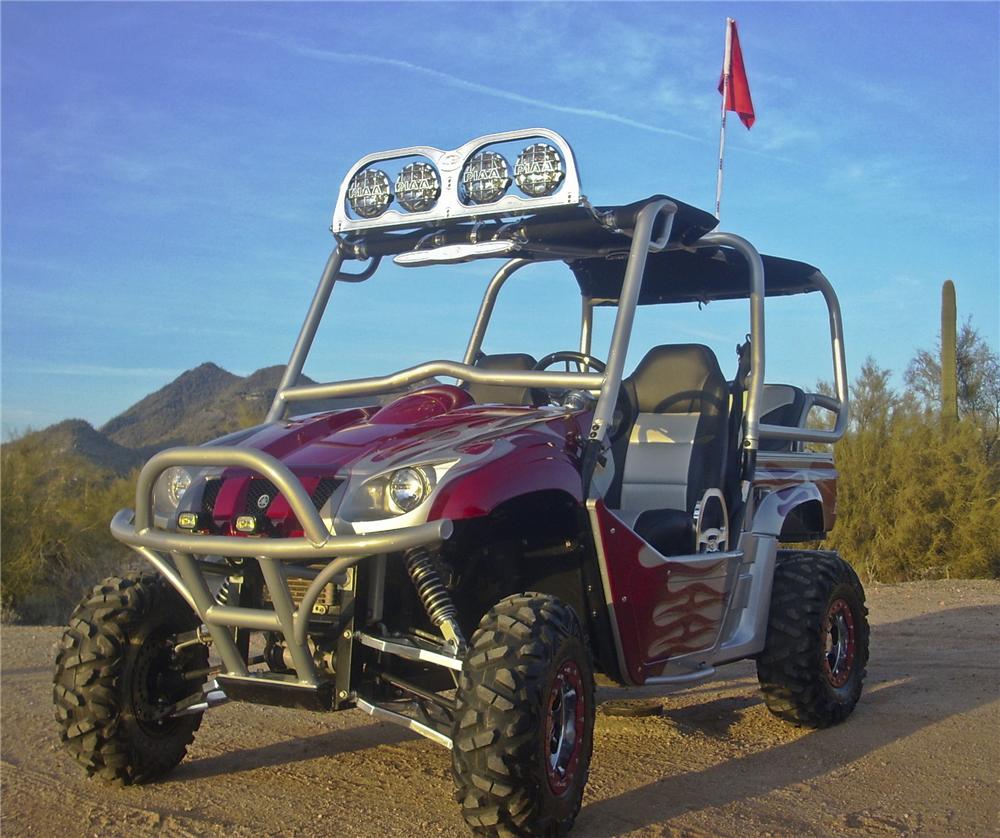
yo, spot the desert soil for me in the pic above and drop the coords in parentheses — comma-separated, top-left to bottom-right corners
(2, 579, 998, 837)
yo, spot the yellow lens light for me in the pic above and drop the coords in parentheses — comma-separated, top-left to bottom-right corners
(235, 516, 257, 533)
(177, 512, 198, 530)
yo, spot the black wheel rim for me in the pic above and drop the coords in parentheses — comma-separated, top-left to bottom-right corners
(130, 629, 188, 734)
(544, 660, 586, 795)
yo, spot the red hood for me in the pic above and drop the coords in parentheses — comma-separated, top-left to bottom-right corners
(243, 385, 581, 474)
(199, 385, 588, 534)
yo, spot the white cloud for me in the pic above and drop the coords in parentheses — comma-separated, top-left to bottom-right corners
(232, 29, 705, 144)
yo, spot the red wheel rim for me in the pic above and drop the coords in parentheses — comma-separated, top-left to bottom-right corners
(822, 598, 856, 688)
(544, 659, 586, 795)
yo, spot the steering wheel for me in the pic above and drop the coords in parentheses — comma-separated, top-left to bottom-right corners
(532, 351, 607, 373)
(531, 352, 606, 407)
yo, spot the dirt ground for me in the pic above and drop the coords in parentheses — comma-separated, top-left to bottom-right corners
(2, 579, 998, 837)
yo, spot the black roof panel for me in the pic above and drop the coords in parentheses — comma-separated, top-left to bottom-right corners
(571, 247, 826, 305)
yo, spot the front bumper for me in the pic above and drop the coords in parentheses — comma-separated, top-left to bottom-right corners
(110, 444, 452, 684)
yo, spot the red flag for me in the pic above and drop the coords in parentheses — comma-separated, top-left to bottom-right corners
(718, 19, 755, 129)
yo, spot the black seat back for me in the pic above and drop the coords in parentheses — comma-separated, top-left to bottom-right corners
(758, 384, 807, 451)
(464, 353, 543, 406)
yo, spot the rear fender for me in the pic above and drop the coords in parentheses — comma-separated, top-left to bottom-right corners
(752, 483, 824, 537)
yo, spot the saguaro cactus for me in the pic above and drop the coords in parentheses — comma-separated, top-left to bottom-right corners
(941, 279, 958, 423)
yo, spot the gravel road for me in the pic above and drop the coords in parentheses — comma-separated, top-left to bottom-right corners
(2, 579, 998, 837)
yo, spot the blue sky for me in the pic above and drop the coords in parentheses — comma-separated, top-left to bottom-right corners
(2, 1, 998, 437)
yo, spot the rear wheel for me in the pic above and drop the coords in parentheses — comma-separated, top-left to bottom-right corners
(452, 593, 595, 836)
(756, 551, 869, 728)
(53, 572, 209, 784)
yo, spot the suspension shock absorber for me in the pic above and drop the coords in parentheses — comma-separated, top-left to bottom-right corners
(404, 546, 465, 650)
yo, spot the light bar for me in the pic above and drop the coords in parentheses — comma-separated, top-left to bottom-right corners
(332, 128, 581, 234)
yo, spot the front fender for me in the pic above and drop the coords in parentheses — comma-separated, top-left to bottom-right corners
(429, 442, 583, 521)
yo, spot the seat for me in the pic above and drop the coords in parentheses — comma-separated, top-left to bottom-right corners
(606, 344, 730, 555)
(464, 353, 545, 406)
(758, 384, 806, 451)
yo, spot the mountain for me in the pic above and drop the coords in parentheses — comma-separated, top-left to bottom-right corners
(4, 362, 428, 475)
(6, 419, 146, 476)
(101, 362, 242, 449)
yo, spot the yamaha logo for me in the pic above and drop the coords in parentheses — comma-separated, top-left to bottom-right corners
(257, 494, 271, 510)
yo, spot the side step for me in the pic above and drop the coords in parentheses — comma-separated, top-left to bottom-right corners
(217, 673, 334, 711)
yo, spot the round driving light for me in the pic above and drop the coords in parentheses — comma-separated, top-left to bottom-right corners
(388, 467, 429, 513)
(514, 143, 565, 197)
(164, 467, 192, 507)
(347, 168, 392, 218)
(395, 162, 441, 212)
(460, 151, 512, 204)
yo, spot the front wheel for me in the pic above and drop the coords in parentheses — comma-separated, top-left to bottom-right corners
(53, 572, 209, 784)
(756, 551, 869, 728)
(452, 593, 595, 836)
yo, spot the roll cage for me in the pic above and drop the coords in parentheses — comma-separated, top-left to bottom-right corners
(266, 186, 849, 468)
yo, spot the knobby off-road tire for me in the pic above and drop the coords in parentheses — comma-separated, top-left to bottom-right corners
(53, 572, 209, 784)
(756, 551, 869, 728)
(452, 593, 596, 837)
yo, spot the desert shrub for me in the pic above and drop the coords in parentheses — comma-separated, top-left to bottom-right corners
(1, 438, 135, 623)
(823, 401, 1000, 583)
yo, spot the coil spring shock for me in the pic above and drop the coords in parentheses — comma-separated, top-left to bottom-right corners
(404, 546, 465, 649)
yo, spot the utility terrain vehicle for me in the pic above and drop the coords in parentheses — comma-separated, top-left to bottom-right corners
(55, 128, 868, 836)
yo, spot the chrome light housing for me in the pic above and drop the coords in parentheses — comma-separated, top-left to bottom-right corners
(339, 461, 457, 522)
(347, 168, 392, 218)
(395, 162, 441, 212)
(460, 151, 512, 204)
(514, 142, 565, 197)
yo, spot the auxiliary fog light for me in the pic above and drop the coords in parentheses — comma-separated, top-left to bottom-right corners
(347, 168, 393, 218)
(177, 512, 199, 530)
(387, 467, 429, 514)
(235, 515, 258, 534)
(395, 162, 441, 212)
(514, 143, 565, 197)
(460, 151, 512, 204)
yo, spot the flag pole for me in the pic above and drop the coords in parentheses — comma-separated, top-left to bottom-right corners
(715, 17, 733, 220)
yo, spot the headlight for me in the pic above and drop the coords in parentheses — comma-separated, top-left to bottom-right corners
(460, 151, 512, 204)
(395, 162, 441, 212)
(347, 168, 392, 218)
(163, 467, 192, 507)
(152, 466, 194, 522)
(339, 461, 457, 522)
(514, 143, 565, 197)
(387, 467, 429, 513)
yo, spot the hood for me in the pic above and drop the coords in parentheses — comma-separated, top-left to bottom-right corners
(183, 385, 587, 536)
